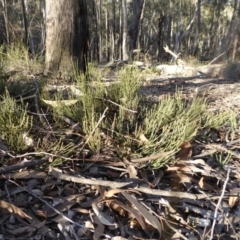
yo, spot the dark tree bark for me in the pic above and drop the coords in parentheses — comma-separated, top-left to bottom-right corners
(78, 0, 89, 72)
(157, 11, 166, 62)
(1, 0, 9, 44)
(21, 0, 28, 47)
(129, 0, 145, 55)
(45, 0, 89, 75)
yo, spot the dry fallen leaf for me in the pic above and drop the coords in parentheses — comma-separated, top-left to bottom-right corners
(42, 99, 79, 107)
(229, 188, 240, 208)
(106, 199, 147, 232)
(122, 192, 162, 237)
(92, 214, 105, 240)
(92, 203, 117, 227)
(176, 142, 192, 160)
(0, 200, 31, 219)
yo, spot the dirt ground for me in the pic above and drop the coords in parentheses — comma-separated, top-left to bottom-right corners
(141, 74, 240, 113)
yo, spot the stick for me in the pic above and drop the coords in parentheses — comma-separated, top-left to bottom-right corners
(31, 74, 48, 128)
(209, 168, 230, 240)
(48, 167, 237, 200)
(208, 52, 226, 65)
(105, 98, 137, 113)
(131, 151, 174, 163)
(0, 158, 48, 174)
(78, 107, 108, 153)
(163, 45, 186, 65)
(49, 167, 132, 188)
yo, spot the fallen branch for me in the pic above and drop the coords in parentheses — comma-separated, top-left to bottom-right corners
(48, 167, 238, 200)
(163, 45, 186, 65)
(49, 167, 131, 188)
(208, 52, 226, 65)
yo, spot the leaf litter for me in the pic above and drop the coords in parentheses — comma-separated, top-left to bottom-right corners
(0, 71, 240, 240)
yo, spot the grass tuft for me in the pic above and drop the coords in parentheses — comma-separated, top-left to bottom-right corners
(0, 90, 32, 152)
(42, 64, 235, 168)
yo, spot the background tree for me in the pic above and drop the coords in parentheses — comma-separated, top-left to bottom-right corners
(122, 0, 128, 61)
(1, 0, 240, 64)
(129, 0, 145, 56)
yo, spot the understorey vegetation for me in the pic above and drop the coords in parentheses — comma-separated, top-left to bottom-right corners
(0, 44, 236, 169)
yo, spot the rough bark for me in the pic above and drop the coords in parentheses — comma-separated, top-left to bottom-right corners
(45, 0, 89, 75)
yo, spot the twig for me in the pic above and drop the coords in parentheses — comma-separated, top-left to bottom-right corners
(104, 98, 137, 113)
(207, 52, 225, 65)
(131, 151, 174, 163)
(78, 107, 108, 153)
(31, 74, 48, 128)
(15, 94, 36, 102)
(0, 157, 48, 174)
(49, 167, 132, 188)
(209, 168, 230, 240)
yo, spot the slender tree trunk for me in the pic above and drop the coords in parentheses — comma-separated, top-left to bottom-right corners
(95, 0, 102, 62)
(118, 0, 122, 59)
(79, 0, 89, 72)
(122, 0, 128, 61)
(112, 0, 116, 59)
(193, 0, 201, 56)
(1, 0, 9, 44)
(157, 11, 166, 62)
(21, 0, 28, 46)
(167, 0, 173, 50)
(137, 0, 145, 52)
(21, 0, 35, 54)
(105, 7, 109, 61)
(40, 0, 45, 52)
(129, 0, 145, 56)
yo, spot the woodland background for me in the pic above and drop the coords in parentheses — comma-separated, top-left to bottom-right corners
(1, 0, 240, 67)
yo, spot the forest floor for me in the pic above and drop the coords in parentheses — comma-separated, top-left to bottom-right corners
(1, 65, 240, 240)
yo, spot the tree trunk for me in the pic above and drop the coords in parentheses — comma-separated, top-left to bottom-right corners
(21, 0, 35, 54)
(122, 0, 128, 61)
(1, 0, 9, 44)
(45, 0, 89, 75)
(40, 0, 45, 52)
(79, 0, 89, 72)
(105, 6, 109, 61)
(129, 0, 145, 56)
(157, 11, 166, 62)
(94, 0, 102, 63)
(118, 0, 122, 59)
(192, 0, 201, 56)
